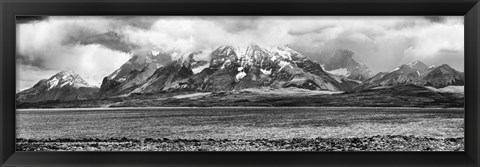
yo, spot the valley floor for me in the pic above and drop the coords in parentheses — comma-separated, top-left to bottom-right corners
(16, 107, 464, 151)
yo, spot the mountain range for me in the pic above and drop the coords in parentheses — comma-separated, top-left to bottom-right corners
(98, 44, 361, 97)
(16, 44, 465, 104)
(16, 71, 99, 103)
(356, 61, 464, 90)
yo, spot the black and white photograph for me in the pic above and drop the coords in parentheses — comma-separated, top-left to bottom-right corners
(15, 16, 465, 151)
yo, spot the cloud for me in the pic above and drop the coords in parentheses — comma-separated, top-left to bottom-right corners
(16, 16, 464, 90)
(16, 16, 49, 24)
(288, 25, 336, 36)
(424, 16, 447, 23)
(118, 16, 297, 59)
(16, 17, 131, 90)
(16, 64, 58, 92)
(285, 16, 464, 72)
(211, 16, 262, 33)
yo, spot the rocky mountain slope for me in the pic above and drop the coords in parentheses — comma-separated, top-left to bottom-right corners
(356, 61, 464, 90)
(16, 71, 99, 103)
(17, 46, 465, 105)
(98, 50, 172, 97)
(100, 44, 360, 97)
(315, 49, 372, 81)
(413, 64, 465, 88)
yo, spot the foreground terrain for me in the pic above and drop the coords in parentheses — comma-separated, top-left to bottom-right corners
(17, 135, 464, 151)
(16, 107, 464, 151)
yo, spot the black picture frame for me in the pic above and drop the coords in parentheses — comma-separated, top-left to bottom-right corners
(1, 0, 479, 166)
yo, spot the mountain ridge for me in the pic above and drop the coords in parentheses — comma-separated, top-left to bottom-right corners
(16, 71, 99, 103)
(98, 44, 360, 97)
(16, 46, 465, 104)
(356, 60, 464, 90)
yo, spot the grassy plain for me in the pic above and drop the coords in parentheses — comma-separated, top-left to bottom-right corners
(17, 107, 464, 140)
(16, 107, 464, 151)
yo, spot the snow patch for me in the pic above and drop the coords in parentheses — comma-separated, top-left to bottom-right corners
(151, 50, 160, 56)
(408, 60, 420, 66)
(59, 81, 71, 87)
(155, 63, 163, 68)
(260, 68, 272, 75)
(270, 55, 278, 61)
(47, 78, 59, 90)
(192, 63, 210, 74)
(278, 60, 292, 71)
(220, 59, 232, 69)
(108, 69, 121, 79)
(269, 47, 292, 60)
(173, 92, 212, 99)
(236, 71, 247, 81)
(370, 86, 393, 90)
(390, 67, 400, 72)
(279, 61, 289, 67)
(117, 77, 127, 82)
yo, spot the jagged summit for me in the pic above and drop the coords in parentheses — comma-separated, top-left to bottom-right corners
(97, 44, 360, 97)
(209, 44, 305, 70)
(407, 60, 428, 71)
(16, 70, 99, 103)
(413, 64, 464, 88)
(437, 64, 456, 70)
(391, 60, 428, 74)
(17, 45, 465, 103)
(318, 49, 372, 81)
(99, 49, 173, 96)
(44, 70, 93, 89)
(356, 61, 464, 90)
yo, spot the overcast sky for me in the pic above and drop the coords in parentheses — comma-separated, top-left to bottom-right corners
(16, 16, 464, 91)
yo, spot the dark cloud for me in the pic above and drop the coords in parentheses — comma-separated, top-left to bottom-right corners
(288, 25, 335, 36)
(225, 21, 259, 33)
(76, 31, 138, 53)
(101, 16, 159, 29)
(424, 16, 447, 23)
(213, 18, 261, 33)
(392, 21, 417, 30)
(438, 48, 462, 54)
(16, 54, 49, 69)
(16, 16, 49, 24)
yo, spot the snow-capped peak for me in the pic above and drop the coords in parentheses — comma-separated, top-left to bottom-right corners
(209, 44, 312, 72)
(46, 70, 93, 90)
(408, 60, 422, 66)
(407, 60, 428, 69)
(55, 70, 75, 77)
(400, 60, 429, 72)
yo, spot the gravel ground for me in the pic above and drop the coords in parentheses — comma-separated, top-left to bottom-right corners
(16, 135, 464, 151)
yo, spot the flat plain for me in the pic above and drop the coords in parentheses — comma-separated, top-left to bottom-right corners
(16, 107, 464, 151)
